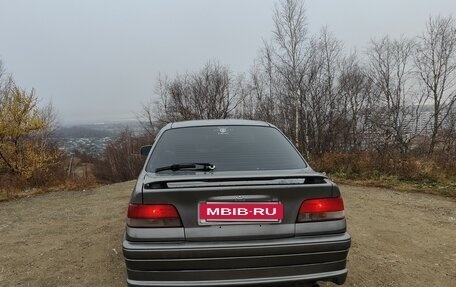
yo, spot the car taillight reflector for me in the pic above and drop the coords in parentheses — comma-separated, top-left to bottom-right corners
(297, 197, 345, 222)
(127, 204, 182, 227)
(128, 204, 179, 219)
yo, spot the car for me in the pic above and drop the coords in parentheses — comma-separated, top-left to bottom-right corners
(123, 119, 351, 287)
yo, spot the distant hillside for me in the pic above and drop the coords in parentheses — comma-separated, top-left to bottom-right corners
(55, 121, 145, 139)
(53, 122, 146, 155)
(55, 126, 115, 138)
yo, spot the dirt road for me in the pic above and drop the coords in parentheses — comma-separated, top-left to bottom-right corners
(0, 181, 455, 287)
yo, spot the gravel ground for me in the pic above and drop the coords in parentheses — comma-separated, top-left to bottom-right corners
(0, 181, 455, 287)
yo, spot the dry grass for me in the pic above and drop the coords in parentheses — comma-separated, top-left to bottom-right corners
(0, 154, 105, 202)
(331, 175, 456, 198)
(0, 179, 102, 201)
(0, 178, 101, 202)
(310, 151, 456, 198)
(2, 151, 455, 201)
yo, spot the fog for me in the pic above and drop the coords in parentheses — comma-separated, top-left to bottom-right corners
(0, 0, 454, 124)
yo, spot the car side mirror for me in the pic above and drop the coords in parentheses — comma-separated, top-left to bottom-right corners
(140, 145, 152, 156)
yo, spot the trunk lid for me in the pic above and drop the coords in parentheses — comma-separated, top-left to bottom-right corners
(141, 170, 335, 241)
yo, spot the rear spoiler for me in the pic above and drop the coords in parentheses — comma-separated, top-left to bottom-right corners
(143, 175, 329, 190)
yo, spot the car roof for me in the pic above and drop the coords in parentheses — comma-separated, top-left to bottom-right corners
(169, 119, 271, 129)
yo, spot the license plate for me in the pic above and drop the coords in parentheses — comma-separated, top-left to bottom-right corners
(199, 202, 283, 222)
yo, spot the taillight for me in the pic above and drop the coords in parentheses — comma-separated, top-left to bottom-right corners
(127, 204, 182, 227)
(297, 197, 345, 222)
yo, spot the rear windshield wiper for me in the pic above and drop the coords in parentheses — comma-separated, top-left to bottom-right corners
(155, 163, 216, 173)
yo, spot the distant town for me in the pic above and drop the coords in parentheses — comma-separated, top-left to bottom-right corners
(54, 121, 146, 155)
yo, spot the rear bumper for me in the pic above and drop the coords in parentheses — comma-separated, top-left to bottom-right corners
(123, 232, 351, 286)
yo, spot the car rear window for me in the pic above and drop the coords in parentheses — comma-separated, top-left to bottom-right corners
(146, 125, 306, 172)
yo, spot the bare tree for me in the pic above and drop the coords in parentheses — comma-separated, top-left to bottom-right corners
(94, 129, 151, 182)
(305, 28, 343, 154)
(441, 109, 456, 155)
(137, 100, 159, 137)
(190, 62, 241, 119)
(270, 0, 309, 150)
(245, 47, 280, 124)
(367, 36, 419, 155)
(254, 1, 347, 156)
(140, 61, 243, 127)
(415, 15, 456, 154)
(338, 52, 372, 150)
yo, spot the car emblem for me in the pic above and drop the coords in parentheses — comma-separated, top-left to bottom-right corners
(234, 195, 245, 201)
(217, 128, 230, 135)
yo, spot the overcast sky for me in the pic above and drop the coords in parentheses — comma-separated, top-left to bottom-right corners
(0, 0, 455, 125)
